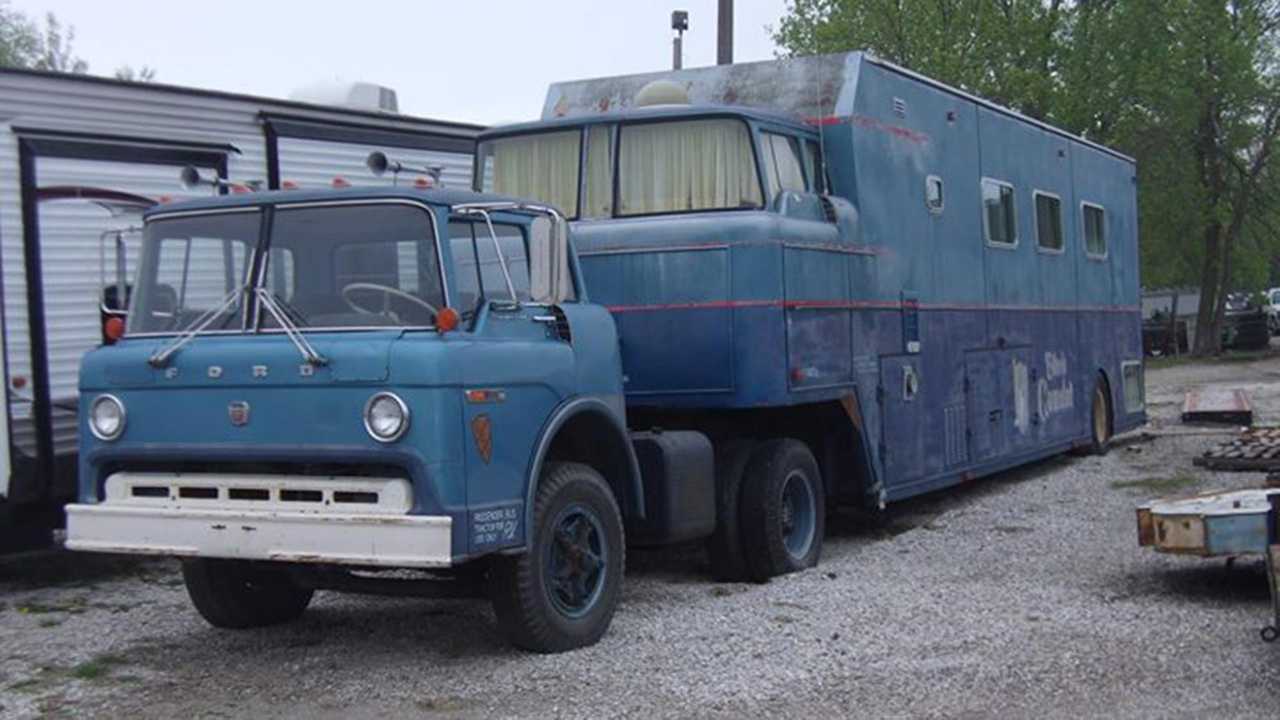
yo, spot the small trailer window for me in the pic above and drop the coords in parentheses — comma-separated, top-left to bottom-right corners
(1083, 203, 1107, 258)
(925, 175, 944, 214)
(617, 118, 763, 216)
(1034, 191, 1064, 252)
(981, 178, 1017, 247)
(582, 125, 615, 219)
(1122, 360, 1144, 412)
(763, 132, 806, 199)
(478, 130, 582, 219)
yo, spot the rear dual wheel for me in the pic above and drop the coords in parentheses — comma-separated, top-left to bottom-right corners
(710, 438, 825, 583)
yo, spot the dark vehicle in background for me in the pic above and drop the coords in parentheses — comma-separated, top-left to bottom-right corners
(1223, 293, 1271, 350)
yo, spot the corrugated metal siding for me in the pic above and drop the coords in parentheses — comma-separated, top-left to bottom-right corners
(277, 137, 472, 191)
(0, 71, 477, 479)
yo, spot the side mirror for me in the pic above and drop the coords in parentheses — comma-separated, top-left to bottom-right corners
(528, 216, 573, 304)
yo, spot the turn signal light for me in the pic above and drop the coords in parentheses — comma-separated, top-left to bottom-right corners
(437, 307, 460, 333)
(104, 316, 125, 342)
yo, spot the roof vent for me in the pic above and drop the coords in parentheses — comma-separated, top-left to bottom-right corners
(288, 81, 399, 113)
(635, 80, 690, 108)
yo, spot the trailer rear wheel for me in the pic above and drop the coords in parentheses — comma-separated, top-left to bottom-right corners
(739, 439, 825, 582)
(1089, 376, 1112, 455)
(181, 559, 313, 629)
(490, 462, 624, 653)
(707, 439, 754, 581)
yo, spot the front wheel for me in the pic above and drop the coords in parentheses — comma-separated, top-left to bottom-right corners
(490, 462, 624, 653)
(739, 439, 825, 582)
(181, 559, 313, 629)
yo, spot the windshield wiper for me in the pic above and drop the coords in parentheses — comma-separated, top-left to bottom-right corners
(148, 283, 250, 368)
(255, 288, 328, 366)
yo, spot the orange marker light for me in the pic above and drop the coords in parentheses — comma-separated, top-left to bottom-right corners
(413, 176, 433, 189)
(281, 180, 299, 190)
(104, 316, 126, 342)
(436, 307, 460, 333)
(332, 176, 352, 189)
(11, 375, 26, 389)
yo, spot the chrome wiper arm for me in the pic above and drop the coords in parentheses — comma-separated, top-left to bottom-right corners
(147, 283, 249, 368)
(255, 288, 328, 366)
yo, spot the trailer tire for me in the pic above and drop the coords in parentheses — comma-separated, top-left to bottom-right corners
(1089, 375, 1112, 455)
(707, 439, 755, 582)
(181, 559, 313, 629)
(739, 439, 825, 582)
(490, 462, 624, 653)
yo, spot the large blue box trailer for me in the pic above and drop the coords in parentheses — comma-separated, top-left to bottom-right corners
(63, 53, 1145, 653)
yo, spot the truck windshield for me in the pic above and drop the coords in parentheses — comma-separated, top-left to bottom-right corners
(477, 130, 581, 218)
(129, 202, 445, 335)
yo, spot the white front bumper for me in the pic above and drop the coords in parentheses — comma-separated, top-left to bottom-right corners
(64, 472, 452, 568)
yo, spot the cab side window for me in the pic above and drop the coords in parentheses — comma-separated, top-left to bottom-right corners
(448, 220, 532, 312)
(762, 132, 806, 199)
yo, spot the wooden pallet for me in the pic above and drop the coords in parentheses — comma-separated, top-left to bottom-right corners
(1194, 427, 1280, 471)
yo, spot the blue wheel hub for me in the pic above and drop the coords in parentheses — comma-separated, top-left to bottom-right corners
(781, 470, 816, 560)
(544, 504, 607, 618)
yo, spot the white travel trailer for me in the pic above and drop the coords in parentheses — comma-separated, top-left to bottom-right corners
(0, 68, 480, 548)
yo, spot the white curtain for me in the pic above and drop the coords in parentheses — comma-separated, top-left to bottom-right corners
(488, 131, 581, 217)
(618, 119, 762, 215)
(582, 124, 614, 218)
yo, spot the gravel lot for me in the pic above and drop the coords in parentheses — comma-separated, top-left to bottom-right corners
(3, 347, 1280, 719)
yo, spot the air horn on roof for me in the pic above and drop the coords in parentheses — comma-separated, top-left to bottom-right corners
(366, 151, 444, 187)
(179, 166, 262, 193)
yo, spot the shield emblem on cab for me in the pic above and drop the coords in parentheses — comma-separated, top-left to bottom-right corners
(228, 401, 250, 427)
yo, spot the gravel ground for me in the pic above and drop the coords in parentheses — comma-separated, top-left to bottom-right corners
(3, 347, 1280, 719)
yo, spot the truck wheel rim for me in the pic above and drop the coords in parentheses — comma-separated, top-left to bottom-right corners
(543, 503, 608, 619)
(781, 469, 816, 560)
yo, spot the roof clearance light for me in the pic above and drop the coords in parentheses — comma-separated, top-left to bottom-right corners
(414, 176, 433, 189)
(332, 177, 352, 189)
(281, 180, 299, 190)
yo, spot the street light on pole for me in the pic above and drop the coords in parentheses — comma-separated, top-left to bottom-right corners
(672, 10, 688, 70)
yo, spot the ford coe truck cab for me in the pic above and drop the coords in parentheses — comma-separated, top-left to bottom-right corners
(64, 187, 726, 652)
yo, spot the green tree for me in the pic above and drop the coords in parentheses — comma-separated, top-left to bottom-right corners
(774, 0, 1280, 355)
(0, 1, 87, 73)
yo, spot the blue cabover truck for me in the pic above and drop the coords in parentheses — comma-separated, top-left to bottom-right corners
(65, 52, 1144, 653)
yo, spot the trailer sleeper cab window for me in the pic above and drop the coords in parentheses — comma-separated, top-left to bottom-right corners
(982, 179, 1017, 247)
(1083, 203, 1107, 258)
(1034, 191, 1064, 252)
(762, 132, 806, 199)
(617, 118, 763, 216)
(448, 220, 532, 314)
(129, 203, 446, 335)
(479, 130, 582, 219)
(582, 125, 614, 219)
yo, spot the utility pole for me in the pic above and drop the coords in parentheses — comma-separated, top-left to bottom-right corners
(672, 10, 688, 70)
(717, 0, 733, 65)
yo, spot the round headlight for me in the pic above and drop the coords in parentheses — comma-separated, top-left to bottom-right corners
(364, 392, 409, 442)
(89, 394, 126, 441)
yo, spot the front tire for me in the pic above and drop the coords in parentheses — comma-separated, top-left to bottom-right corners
(490, 462, 624, 653)
(739, 439, 825, 582)
(181, 559, 313, 629)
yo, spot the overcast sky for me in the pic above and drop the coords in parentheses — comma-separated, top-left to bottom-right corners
(12, 0, 791, 125)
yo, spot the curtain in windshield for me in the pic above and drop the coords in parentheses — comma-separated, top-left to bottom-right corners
(617, 118, 762, 216)
(481, 131, 581, 218)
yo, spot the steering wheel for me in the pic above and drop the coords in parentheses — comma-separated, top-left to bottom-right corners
(341, 283, 439, 322)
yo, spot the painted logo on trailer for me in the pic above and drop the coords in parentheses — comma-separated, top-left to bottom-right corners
(228, 401, 251, 427)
